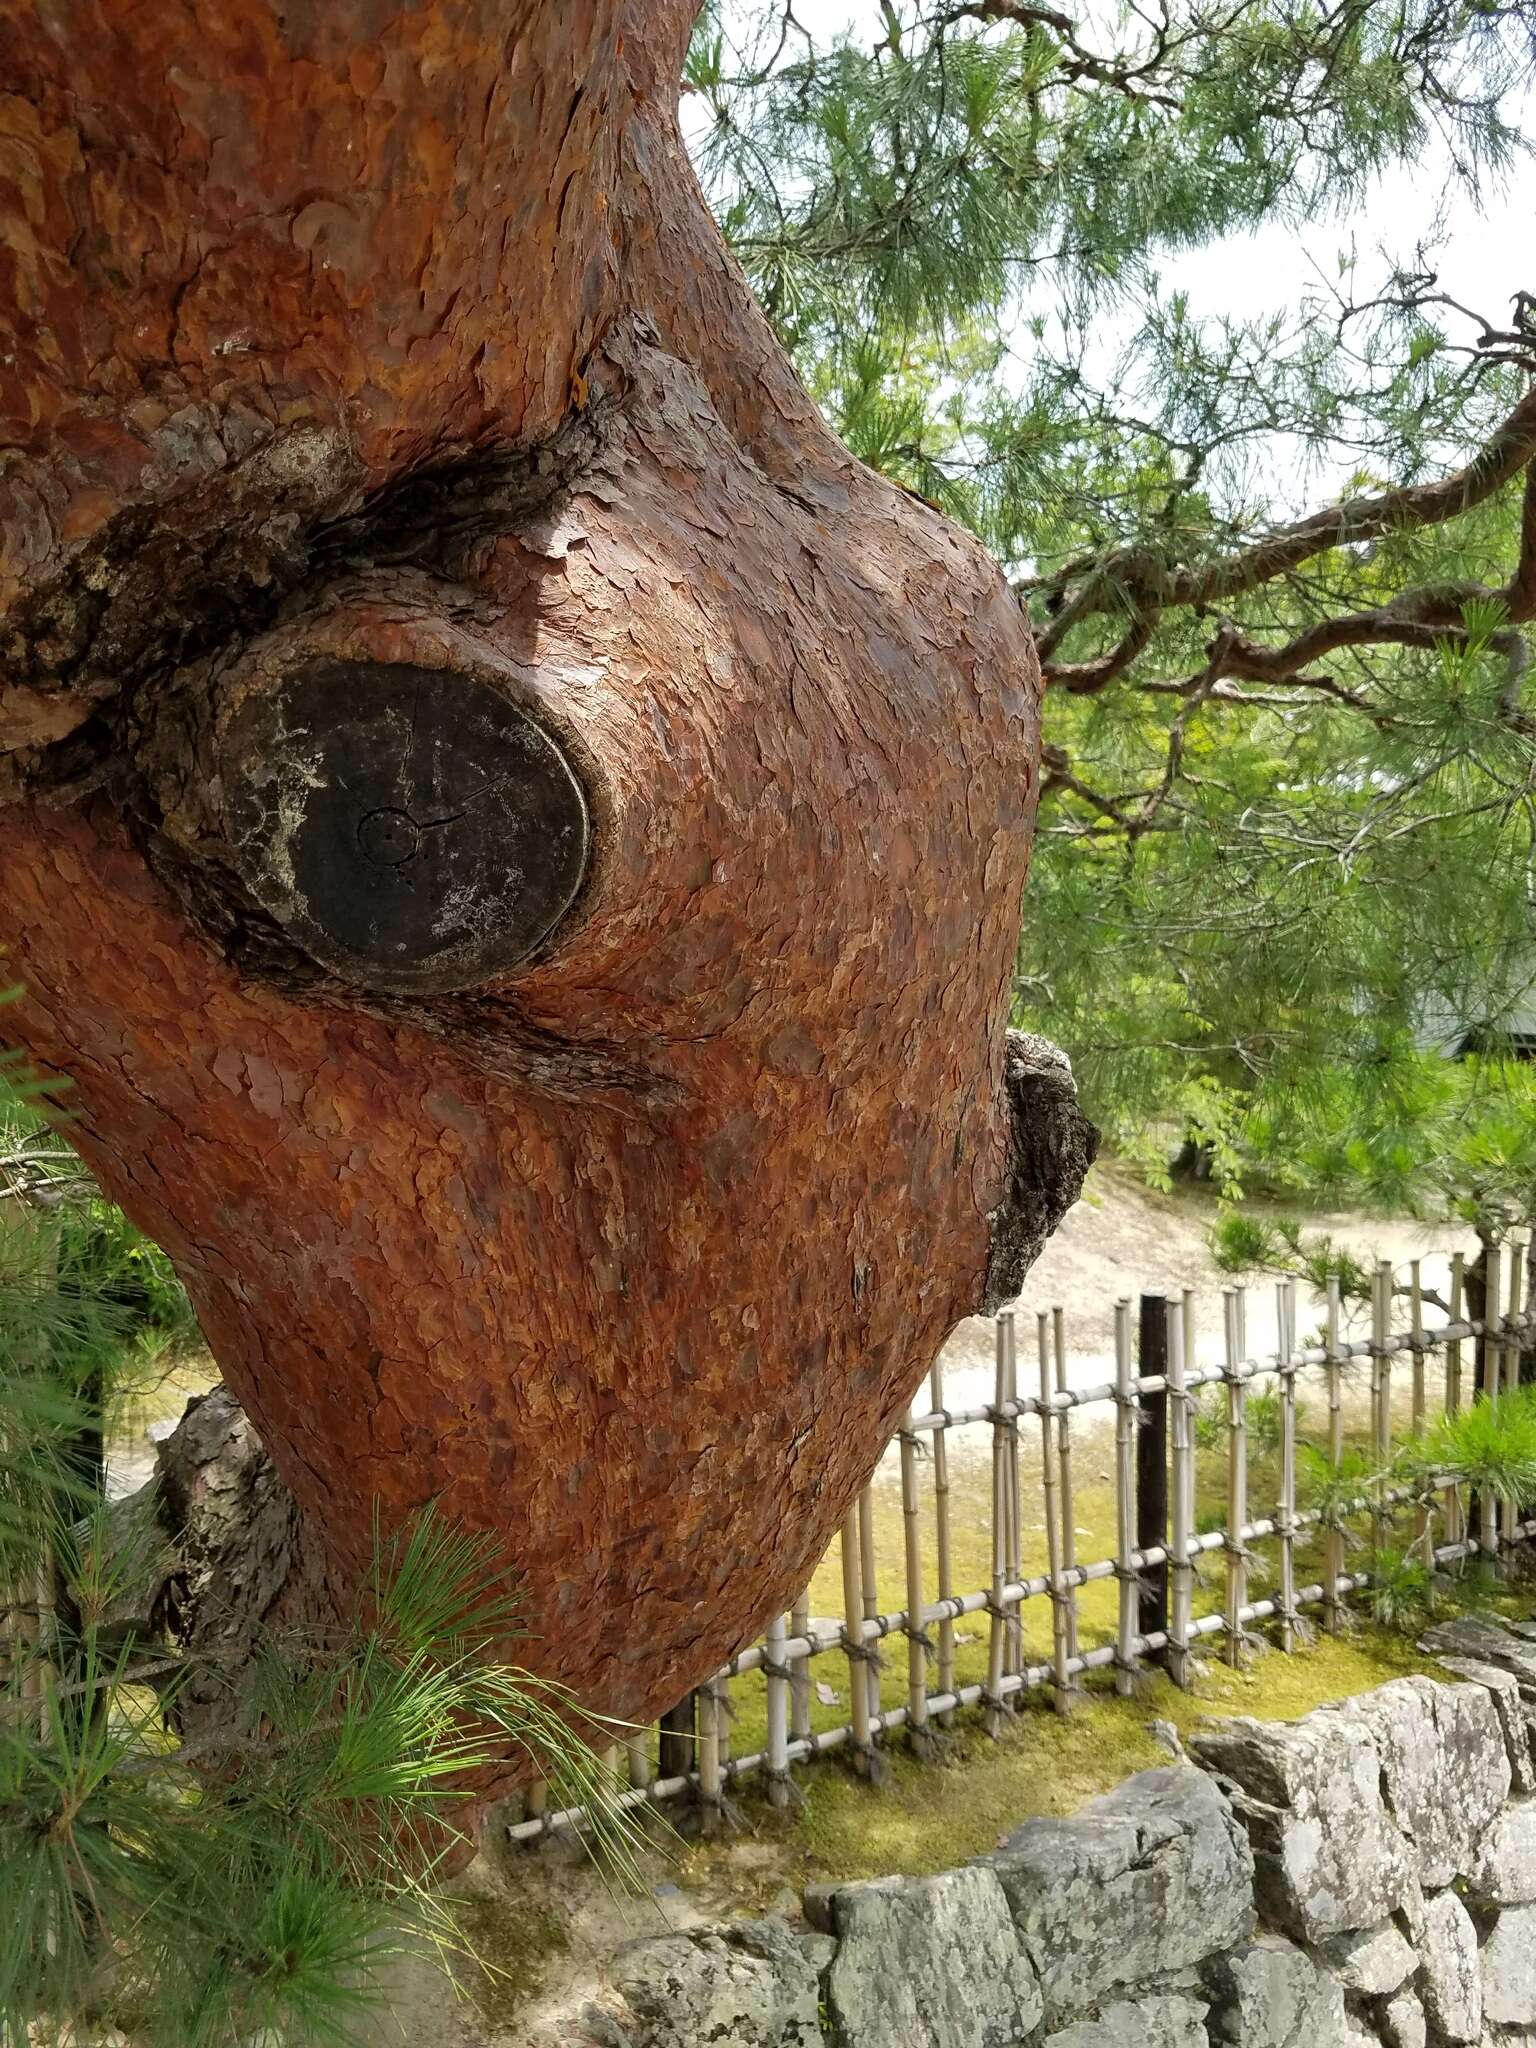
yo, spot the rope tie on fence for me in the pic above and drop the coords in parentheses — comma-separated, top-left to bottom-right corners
(499, 1252, 1536, 1851)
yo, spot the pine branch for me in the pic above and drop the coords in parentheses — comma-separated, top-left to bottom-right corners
(1034, 385, 1536, 657)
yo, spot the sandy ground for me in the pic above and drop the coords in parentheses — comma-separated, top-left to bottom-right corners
(924, 1160, 1480, 1442)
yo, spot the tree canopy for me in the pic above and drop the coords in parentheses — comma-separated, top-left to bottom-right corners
(690, 0, 1536, 1221)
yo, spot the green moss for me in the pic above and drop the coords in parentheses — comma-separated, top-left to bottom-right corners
(684, 1621, 1447, 1895)
(452, 1892, 571, 2027)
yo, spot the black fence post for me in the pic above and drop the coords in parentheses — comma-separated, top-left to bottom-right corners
(1137, 1292, 1170, 1656)
(658, 1691, 697, 1779)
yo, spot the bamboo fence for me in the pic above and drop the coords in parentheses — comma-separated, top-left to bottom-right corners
(507, 1247, 1536, 1845)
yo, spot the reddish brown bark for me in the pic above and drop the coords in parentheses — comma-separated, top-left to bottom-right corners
(0, 3, 1088, 1739)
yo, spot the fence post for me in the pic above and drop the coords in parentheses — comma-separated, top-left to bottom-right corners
(899, 1401, 932, 1756)
(764, 1612, 792, 1810)
(1137, 1292, 1170, 1657)
(1167, 1294, 1193, 1688)
(1504, 1247, 1523, 1548)
(1002, 1310, 1024, 1683)
(697, 1675, 723, 1831)
(1483, 1243, 1502, 1564)
(1444, 1252, 1464, 1553)
(1054, 1304, 1081, 1681)
(1038, 1312, 1070, 1713)
(1224, 1285, 1250, 1662)
(857, 1484, 880, 1727)
(626, 1734, 652, 1793)
(985, 1315, 1011, 1735)
(658, 1692, 697, 1779)
(1371, 1260, 1392, 1559)
(1322, 1274, 1344, 1632)
(1276, 1278, 1298, 1654)
(1113, 1299, 1138, 1696)
(1410, 1259, 1433, 1568)
(789, 1592, 812, 1745)
(840, 1507, 874, 1773)
(929, 1358, 956, 1724)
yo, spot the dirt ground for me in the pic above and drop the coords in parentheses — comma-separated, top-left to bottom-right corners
(938, 1156, 1480, 1409)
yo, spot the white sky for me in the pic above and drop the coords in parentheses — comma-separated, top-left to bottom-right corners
(706, 2, 1535, 508)
(775, 0, 1533, 334)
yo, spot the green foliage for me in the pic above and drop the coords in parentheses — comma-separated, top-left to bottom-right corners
(1209, 1215, 1375, 1300)
(1414, 1385, 1536, 1509)
(692, 2, 1536, 1224)
(1362, 1542, 1439, 1634)
(0, 1050, 641, 2045)
(1297, 1441, 1379, 1533)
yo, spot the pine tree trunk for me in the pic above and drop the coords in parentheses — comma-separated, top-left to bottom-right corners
(0, 3, 1092, 1747)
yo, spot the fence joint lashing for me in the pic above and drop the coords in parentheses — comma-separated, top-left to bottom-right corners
(504, 1250, 1536, 1848)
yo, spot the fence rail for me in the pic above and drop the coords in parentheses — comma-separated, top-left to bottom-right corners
(508, 1244, 1536, 1845)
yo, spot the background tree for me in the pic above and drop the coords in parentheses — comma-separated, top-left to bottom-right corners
(691, 0, 1536, 1229)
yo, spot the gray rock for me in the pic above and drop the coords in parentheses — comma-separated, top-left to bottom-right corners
(609, 1918, 823, 2048)
(1469, 1804, 1536, 1907)
(579, 2009, 637, 2048)
(991, 1767, 1253, 2017)
(1341, 2014, 1386, 2048)
(1205, 1934, 1346, 2048)
(1192, 1712, 1414, 1941)
(1382, 1990, 1428, 2048)
(1318, 1925, 1419, 1998)
(1420, 1621, 1536, 1691)
(799, 1930, 837, 1978)
(1419, 1889, 1483, 2044)
(1483, 1904, 1536, 2029)
(1437, 1660, 1536, 1797)
(1042, 1993, 1210, 2048)
(823, 1865, 1042, 2048)
(1347, 1681, 1510, 1889)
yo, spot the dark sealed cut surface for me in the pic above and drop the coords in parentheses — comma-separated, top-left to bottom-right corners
(220, 661, 589, 994)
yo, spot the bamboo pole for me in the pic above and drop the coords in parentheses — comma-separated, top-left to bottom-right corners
(929, 1357, 956, 1726)
(1444, 1252, 1464, 1551)
(857, 1483, 880, 1727)
(626, 1735, 652, 1792)
(1410, 1260, 1427, 1435)
(840, 1507, 873, 1772)
(715, 1669, 732, 1775)
(1322, 1274, 1344, 1633)
(1002, 1309, 1024, 1682)
(1223, 1286, 1249, 1663)
(985, 1318, 1010, 1736)
(1372, 1260, 1392, 1558)
(1113, 1298, 1137, 1696)
(899, 1402, 931, 1754)
(1410, 1259, 1433, 1568)
(764, 1611, 792, 1809)
(697, 1675, 722, 1825)
(789, 1590, 812, 1743)
(1054, 1303, 1081, 1679)
(1504, 1245, 1523, 1548)
(1137, 1294, 1170, 1650)
(1483, 1243, 1502, 1564)
(1167, 1293, 1193, 1687)
(1276, 1278, 1298, 1654)
(1038, 1312, 1069, 1713)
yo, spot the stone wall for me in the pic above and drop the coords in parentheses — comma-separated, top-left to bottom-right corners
(577, 1617, 1536, 2048)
